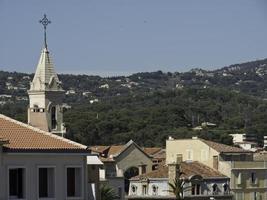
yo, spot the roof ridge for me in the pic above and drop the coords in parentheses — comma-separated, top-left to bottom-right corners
(0, 114, 87, 149)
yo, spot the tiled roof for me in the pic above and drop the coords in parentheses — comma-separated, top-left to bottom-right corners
(132, 161, 227, 180)
(90, 140, 152, 162)
(0, 114, 89, 153)
(143, 147, 162, 155)
(201, 139, 250, 153)
(89, 145, 125, 157)
(30, 48, 63, 91)
(108, 145, 125, 156)
(90, 146, 110, 154)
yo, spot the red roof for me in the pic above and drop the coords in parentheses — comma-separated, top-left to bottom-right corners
(0, 114, 89, 153)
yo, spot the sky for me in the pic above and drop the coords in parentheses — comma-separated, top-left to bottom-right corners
(1, 0, 267, 76)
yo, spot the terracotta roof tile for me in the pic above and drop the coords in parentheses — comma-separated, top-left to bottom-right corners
(132, 161, 227, 180)
(201, 139, 250, 153)
(90, 146, 110, 154)
(143, 147, 162, 155)
(0, 114, 89, 153)
(108, 145, 125, 156)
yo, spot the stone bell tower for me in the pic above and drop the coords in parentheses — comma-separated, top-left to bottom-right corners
(28, 14, 66, 137)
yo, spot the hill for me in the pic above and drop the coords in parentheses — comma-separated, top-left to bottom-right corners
(1, 58, 267, 146)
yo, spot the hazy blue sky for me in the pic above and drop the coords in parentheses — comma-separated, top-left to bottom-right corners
(1, 0, 267, 76)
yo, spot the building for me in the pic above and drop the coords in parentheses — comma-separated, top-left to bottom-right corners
(166, 137, 267, 200)
(127, 161, 232, 200)
(143, 147, 165, 170)
(90, 140, 154, 199)
(27, 15, 66, 137)
(0, 114, 90, 200)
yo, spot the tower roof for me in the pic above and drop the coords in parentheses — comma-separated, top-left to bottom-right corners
(30, 47, 63, 91)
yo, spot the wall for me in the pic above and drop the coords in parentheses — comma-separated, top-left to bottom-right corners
(116, 144, 153, 174)
(231, 164, 267, 200)
(129, 179, 169, 196)
(0, 153, 88, 200)
(166, 139, 219, 169)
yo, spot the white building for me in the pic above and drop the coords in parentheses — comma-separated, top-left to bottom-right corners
(127, 161, 231, 199)
(0, 114, 90, 200)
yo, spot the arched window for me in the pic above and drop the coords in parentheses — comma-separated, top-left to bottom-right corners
(223, 183, 229, 194)
(51, 106, 56, 129)
(212, 184, 218, 195)
(152, 185, 158, 195)
(131, 185, 137, 195)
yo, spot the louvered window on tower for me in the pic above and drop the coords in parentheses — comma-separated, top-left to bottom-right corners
(51, 106, 56, 129)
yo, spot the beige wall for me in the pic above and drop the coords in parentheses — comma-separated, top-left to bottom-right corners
(0, 153, 88, 200)
(231, 165, 267, 200)
(116, 144, 153, 174)
(166, 139, 219, 169)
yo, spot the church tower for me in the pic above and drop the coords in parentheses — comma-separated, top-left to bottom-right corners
(28, 14, 66, 137)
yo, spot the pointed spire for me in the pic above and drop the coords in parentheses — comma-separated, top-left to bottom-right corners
(29, 15, 63, 92)
(30, 49, 63, 91)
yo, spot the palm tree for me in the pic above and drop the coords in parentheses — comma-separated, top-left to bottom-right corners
(100, 184, 119, 200)
(168, 177, 186, 200)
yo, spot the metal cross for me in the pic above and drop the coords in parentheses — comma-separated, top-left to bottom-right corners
(39, 14, 51, 49)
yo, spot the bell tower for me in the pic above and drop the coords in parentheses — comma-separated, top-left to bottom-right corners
(28, 14, 66, 137)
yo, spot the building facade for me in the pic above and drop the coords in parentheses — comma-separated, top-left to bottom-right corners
(0, 114, 90, 200)
(127, 161, 232, 200)
(166, 137, 267, 200)
(28, 17, 66, 136)
(90, 140, 154, 199)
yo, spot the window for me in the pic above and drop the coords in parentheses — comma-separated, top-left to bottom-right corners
(51, 106, 56, 129)
(131, 185, 137, 195)
(38, 167, 55, 198)
(186, 149, 193, 160)
(201, 150, 208, 161)
(212, 184, 218, 195)
(191, 184, 201, 195)
(142, 185, 147, 195)
(252, 192, 259, 200)
(9, 168, 25, 199)
(237, 172, 242, 185)
(152, 185, 158, 195)
(251, 172, 257, 185)
(223, 183, 229, 194)
(67, 167, 82, 197)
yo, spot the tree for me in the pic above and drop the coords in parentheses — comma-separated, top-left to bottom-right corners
(100, 184, 119, 200)
(168, 177, 186, 200)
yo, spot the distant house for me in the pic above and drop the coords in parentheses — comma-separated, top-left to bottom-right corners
(0, 114, 91, 200)
(99, 84, 110, 89)
(166, 137, 267, 200)
(90, 140, 154, 200)
(127, 161, 232, 200)
(143, 147, 165, 170)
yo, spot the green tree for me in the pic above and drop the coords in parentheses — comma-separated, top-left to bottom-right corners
(168, 177, 186, 200)
(100, 184, 119, 200)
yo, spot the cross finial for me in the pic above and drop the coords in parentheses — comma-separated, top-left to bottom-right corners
(39, 14, 51, 49)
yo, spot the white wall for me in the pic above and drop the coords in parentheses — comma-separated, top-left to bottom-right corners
(0, 153, 88, 200)
(129, 179, 169, 197)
